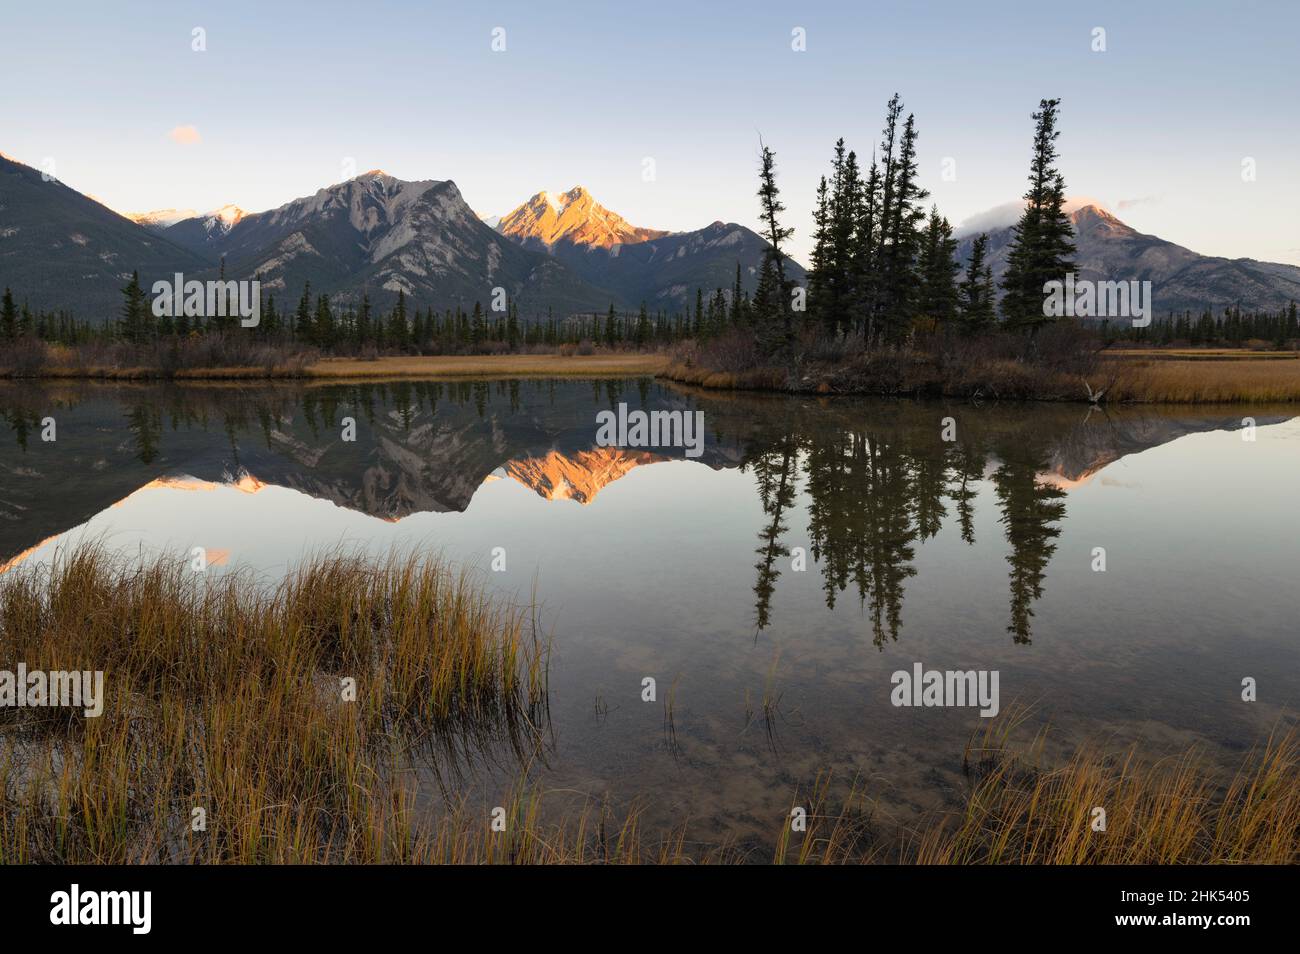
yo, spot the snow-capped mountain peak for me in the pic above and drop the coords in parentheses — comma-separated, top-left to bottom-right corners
(206, 204, 246, 233)
(126, 207, 200, 230)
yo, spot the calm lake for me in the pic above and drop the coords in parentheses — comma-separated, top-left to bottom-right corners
(2, 377, 1297, 846)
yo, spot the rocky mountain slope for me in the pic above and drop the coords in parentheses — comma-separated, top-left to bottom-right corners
(0, 154, 210, 317)
(956, 204, 1300, 313)
(496, 187, 806, 310)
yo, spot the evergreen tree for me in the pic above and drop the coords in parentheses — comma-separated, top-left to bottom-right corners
(1, 287, 16, 339)
(806, 179, 826, 328)
(826, 143, 861, 335)
(849, 152, 883, 337)
(1000, 98, 1077, 331)
(260, 293, 280, 338)
(356, 294, 372, 346)
(731, 261, 744, 327)
(388, 290, 409, 347)
(633, 302, 650, 347)
(916, 207, 960, 331)
(957, 233, 997, 332)
(876, 106, 929, 341)
(119, 270, 150, 343)
(606, 303, 618, 347)
(314, 294, 335, 348)
(506, 301, 520, 349)
(294, 282, 312, 342)
(754, 143, 795, 356)
(470, 301, 486, 347)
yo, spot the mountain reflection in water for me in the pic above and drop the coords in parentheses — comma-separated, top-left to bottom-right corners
(0, 379, 1291, 650)
(2, 378, 1298, 841)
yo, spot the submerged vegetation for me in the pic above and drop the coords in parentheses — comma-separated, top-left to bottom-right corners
(911, 715, 1300, 864)
(0, 548, 1295, 864)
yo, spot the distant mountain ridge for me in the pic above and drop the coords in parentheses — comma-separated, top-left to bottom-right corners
(156, 204, 248, 254)
(127, 208, 199, 231)
(494, 187, 805, 310)
(0, 153, 210, 317)
(4, 150, 1295, 320)
(957, 204, 1300, 314)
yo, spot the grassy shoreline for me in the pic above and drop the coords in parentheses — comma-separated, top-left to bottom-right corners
(5, 349, 1300, 403)
(662, 352, 1300, 403)
(7, 352, 669, 381)
(2, 548, 1296, 864)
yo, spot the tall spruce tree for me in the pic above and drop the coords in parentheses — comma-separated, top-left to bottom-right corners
(1000, 98, 1077, 331)
(957, 233, 997, 332)
(807, 175, 832, 330)
(294, 282, 312, 341)
(876, 108, 929, 342)
(470, 301, 485, 347)
(388, 290, 409, 347)
(506, 301, 520, 349)
(119, 270, 150, 343)
(849, 152, 883, 337)
(356, 293, 372, 345)
(754, 143, 795, 356)
(1, 287, 16, 339)
(917, 207, 960, 331)
(314, 293, 335, 348)
(821, 141, 862, 337)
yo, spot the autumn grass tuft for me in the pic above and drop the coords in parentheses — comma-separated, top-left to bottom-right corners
(1106, 356, 1300, 403)
(907, 719, 1300, 864)
(0, 545, 548, 863)
(3, 552, 1295, 864)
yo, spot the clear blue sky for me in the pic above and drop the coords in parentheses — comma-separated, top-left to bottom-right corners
(3, 0, 1297, 265)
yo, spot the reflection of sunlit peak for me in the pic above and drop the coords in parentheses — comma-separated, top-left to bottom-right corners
(502, 447, 665, 504)
(112, 474, 269, 506)
(0, 534, 59, 575)
(1036, 469, 1098, 491)
(230, 474, 266, 493)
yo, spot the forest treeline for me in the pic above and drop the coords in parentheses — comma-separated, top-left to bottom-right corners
(1, 93, 1296, 367)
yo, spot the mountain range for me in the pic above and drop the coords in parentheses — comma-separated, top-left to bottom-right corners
(3, 149, 1297, 322)
(0, 380, 1281, 568)
(956, 203, 1300, 314)
(1, 154, 799, 320)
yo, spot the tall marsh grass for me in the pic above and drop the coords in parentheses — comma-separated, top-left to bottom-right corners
(2, 551, 1295, 864)
(0, 546, 547, 863)
(907, 719, 1300, 864)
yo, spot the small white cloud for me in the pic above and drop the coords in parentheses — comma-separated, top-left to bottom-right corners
(1117, 196, 1159, 211)
(169, 125, 201, 145)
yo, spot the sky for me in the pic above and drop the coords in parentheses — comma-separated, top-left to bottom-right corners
(3, 0, 1298, 265)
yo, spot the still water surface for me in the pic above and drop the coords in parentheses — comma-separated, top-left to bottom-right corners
(2, 378, 1297, 843)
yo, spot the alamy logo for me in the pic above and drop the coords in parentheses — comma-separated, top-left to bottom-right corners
(50, 884, 151, 934)
(151, 273, 261, 327)
(595, 403, 706, 458)
(890, 663, 1000, 717)
(1043, 272, 1152, 327)
(0, 665, 103, 717)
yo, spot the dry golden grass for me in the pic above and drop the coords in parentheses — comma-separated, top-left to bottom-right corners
(905, 716, 1300, 865)
(33, 364, 308, 380)
(307, 353, 668, 380)
(3, 550, 1296, 864)
(1107, 355, 1300, 402)
(0, 545, 548, 863)
(1111, 348, 1299, 360)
